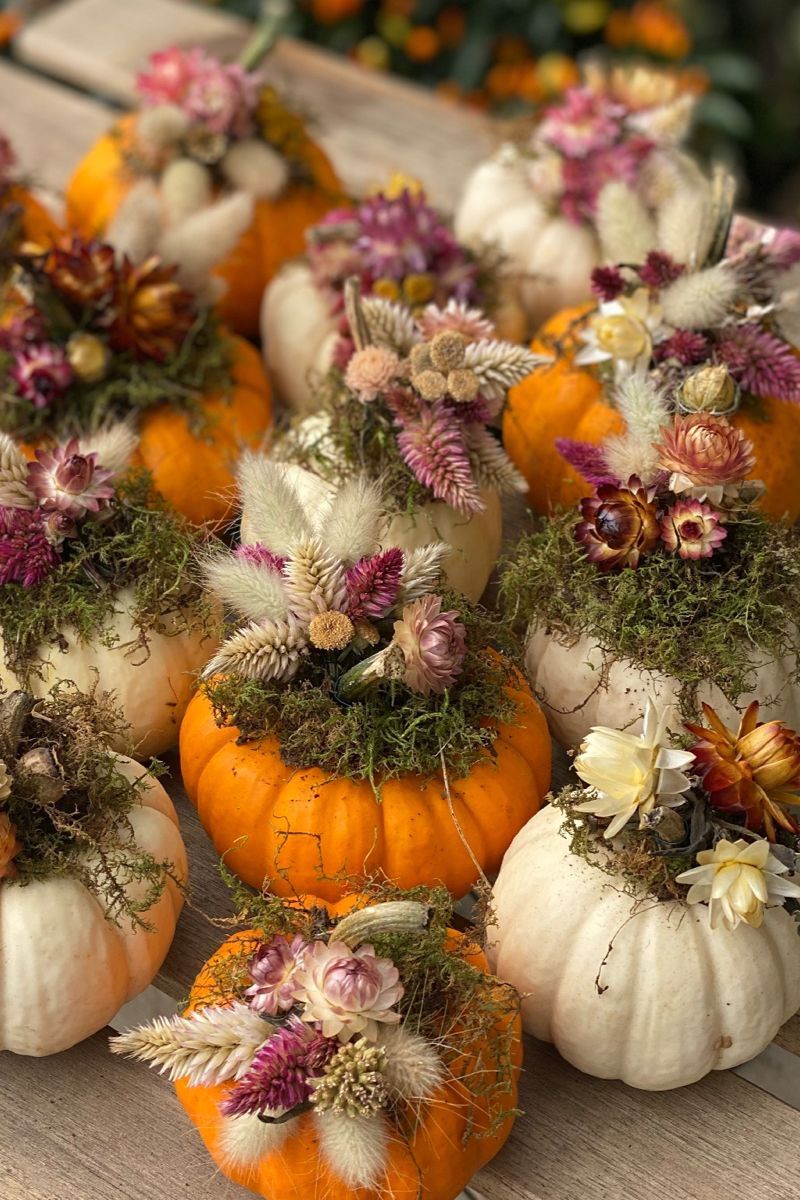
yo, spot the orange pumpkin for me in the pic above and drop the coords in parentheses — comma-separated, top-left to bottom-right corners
(180, 668, 551, 899)
(4, 183, 61, 247)
(65, 115, 343, 338)
(133, 334, 272, 527)
(175, 900, 523, 1200)
(504, 303, 800, 523)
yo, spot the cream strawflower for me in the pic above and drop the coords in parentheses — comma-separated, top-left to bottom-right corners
(574, 700, 695, 838)
(293, 941, 403, 1043)
(575, 289, 664, 372)
(676, 838, 800, 931)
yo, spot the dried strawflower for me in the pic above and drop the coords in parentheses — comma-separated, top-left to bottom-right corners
(344, 346, 400, 402)
(392, 595, 466, 696)
(0, 812, 21, 879)
(47, 238, 117, 308)
(576, 290, 659, 367)
(108, 254, 195, 361)
(576, 477, 660, 570)
(312, 1040, 389, 1117)
(655, 415, 756, 501)
(0, 507, 60, 586)
(294, 941, 403, 1042)
(27, 440, 114, 518)
(221, 1018, 339, 1117)
(677, 839, 800, 931)
(10, 344, 73, 408)
(245, 934, 309, 1016)
(660, 499, 727, 560)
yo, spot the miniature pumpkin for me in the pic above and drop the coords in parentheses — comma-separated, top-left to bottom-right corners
(180, 669, 550, 899)
(490, 801, 800, 1090)
(3, 183, 61, 248)
(0, 690, 187, 1056)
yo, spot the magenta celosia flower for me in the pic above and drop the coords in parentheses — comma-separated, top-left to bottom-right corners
(293, 941, 403, 1041)
(10, 344, 73, 409)
(417, 300, 495, 342)
(556, 438, 618, 486)
(395, 401, 483, 514)
(714, 324, 800, 404)
(559, 137, 653, 224)
(345, 548, 404, 620)
(638, 250, 684, 289)
(660, 498, 727, 560)
(538, 87, 626, 157)
(654, 329, 710, 367)
(393, 595, 467, 697)
(0, 506, 60, 586)
(220, 1018, 338, 1118)
(344, 345, 401, 402)
(235, 543, 286, 573)
(135, 45, 206, 105)
(27, 440, 114, 518)
(590, 266, 626, 302)
(245, 934, 309, 1016)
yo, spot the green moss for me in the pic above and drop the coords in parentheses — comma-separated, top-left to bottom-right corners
(204, 597, 521, 786)
(0, 470, 216, 679)
(501, 506, 800, 719)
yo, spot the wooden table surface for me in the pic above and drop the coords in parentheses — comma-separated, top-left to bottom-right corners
(2, 4, 800, 1199)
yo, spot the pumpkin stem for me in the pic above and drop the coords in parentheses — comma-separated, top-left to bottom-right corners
(0, 690, 34, 761)
(16, 746, 65, 804)
(337, 642, 405, 701)
(343, 277, 373, 352)
(238, 0, 291, 71)
(334, 901, 433, 948)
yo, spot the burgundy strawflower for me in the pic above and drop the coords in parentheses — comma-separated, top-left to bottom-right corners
(10, 344, 73, 408)
(638, 250, 684, 289)
(576, 477, 661, 571)
(714, 324, 800, 404)
(556, 437, 618, 486)
(0, 506, 60, 586)
(395, 401, 483, 514)
(590, 266, 626, 302)
(220, 1018, 338, 1118)
(345, 548, 404, 620)
(654, 329, 710, 367)
(235, 543, 286, 573)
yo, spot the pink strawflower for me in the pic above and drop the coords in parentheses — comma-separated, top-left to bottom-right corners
(660, 499, 727, 560)
(655, 415, 756, 491)
(0, 506, 60, 586)
(417, 300, 495, 342)
(714, 324, 800, 404)
(135, 45, 206, 106)
(556, 437, 618, 486)
(654, 329, 710, 367)
(344, 345, 401, 402)
(27, 439, 114, 518)
(220, 1018, 338, 1117)
(396, 401, 483, 514)
(638, 250, 684, 288)
(10, 344, 73, 408)
(590, 266, 626, 302)
(245, 934, 309, 1016)
(538, 86, 625, 157)
(235, 543, 286, 573)
(294, 941, 403, 1042)
(345, 548, 404, 620)
(183, 59, 260, 138)
(393, 594, 467, 696)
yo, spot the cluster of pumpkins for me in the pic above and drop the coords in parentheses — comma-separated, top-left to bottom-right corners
(3, 51, 800, 1200)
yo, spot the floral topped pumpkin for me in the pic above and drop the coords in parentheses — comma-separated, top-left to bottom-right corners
(456, 63, 702, 334)
(490, 698, 800, 1090)
(0, 235, 272, 525)
(65, 45, 343, 337)
(0, 129, 61, 251)
(261, 283, 541, 601)
(0, 685, 187, 1055)
(181, 461, 551, 899)
(112, 886, 522, 1198)
(502, 371, 800, 748)
(505, 169, 800, 521)
(0, 429, 218, 757)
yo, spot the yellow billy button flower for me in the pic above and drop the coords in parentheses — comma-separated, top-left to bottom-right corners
(676, 838, 800, 931)
(574, 699, 695, 838)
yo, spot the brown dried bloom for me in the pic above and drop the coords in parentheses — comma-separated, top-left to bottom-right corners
(308, 610, 354, 651)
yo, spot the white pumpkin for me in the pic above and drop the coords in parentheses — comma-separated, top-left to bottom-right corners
(0, 586, 219, 759)
(525, 625, 800, 748)
(0, 756, 187, 1056)
(455, 157, 600, 336)
(240, 461, 502, 605)
(260, 261, 339, 414)
(489, 803, 800, 1090)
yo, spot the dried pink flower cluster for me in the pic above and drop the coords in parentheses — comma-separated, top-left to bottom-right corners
(393, 595, 467, 696)
(135, 46, 261, 138)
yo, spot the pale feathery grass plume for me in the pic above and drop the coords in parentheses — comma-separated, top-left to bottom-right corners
(377, 1025, 444, 1103)
(462, 340, 543, 402)
(604, 373, 670, 486)
(222, 138, 290, 199)
(316, 1110, 389, 1188)
(137, 103, 190, 151)
(655, 183, 715, 267)
(237, 455, 314, 555)
(202, 617, 308, 683)
(0, 433, 34, 508)
(105, 181, 163, 266)
(283, 536, 348, 620)
(361, 297, 418, 354)
(596, 182, 656, 264)
(465, 426, 527, 495)
(78, 422, 138, 478)
(202, 551, 289, 623)
(217, 1112, 293, 1171)
(160, 158, 213, 225)
(397, 543, 449, 603)
(604, 435, 662, 487)
(660, 263, 739, 330)
(158, 191, 254, 299)
(632, 92, 695, 143)
(110, 1002, 270, 1087)
(318, 475, 385, 565)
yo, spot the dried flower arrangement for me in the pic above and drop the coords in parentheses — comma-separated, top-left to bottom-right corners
(266, 282, 540, 600)
(0, 430, 217, 757)
(180, 460, 550, 897)
(112, 884, 521, 1196)
(66, 45, 343, 336)
(502, 372, 800, 746)
(456, 63, 701, 331)
(489, 698, 800, 1090)
(0, 235, 272, 525)
(0, 683, 187, 1056)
